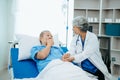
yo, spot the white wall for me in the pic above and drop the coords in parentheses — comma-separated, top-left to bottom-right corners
(0, 0, 14, 71)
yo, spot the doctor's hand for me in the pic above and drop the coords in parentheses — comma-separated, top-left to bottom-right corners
(62, 53, 74, 62)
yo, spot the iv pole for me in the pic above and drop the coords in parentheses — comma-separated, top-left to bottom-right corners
(66, 0, 69, 47)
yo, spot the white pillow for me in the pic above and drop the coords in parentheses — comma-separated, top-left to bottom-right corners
(15, 34, 60, 61)
(15, 34, 40, 61)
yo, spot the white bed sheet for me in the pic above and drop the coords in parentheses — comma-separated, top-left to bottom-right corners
(14, 59, 98, 80)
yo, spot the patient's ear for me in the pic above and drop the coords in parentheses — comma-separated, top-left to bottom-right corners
(39, 37, 42, 44)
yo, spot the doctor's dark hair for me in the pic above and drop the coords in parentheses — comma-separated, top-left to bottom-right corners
(73, 16, 89, 32)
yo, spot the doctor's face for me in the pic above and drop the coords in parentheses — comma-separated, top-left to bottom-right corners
(73, 26, 81, 34)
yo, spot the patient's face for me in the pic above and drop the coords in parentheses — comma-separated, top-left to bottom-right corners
(40, 32, 53, 45)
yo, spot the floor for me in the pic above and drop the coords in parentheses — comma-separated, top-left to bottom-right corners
(0, 68, 9, 80)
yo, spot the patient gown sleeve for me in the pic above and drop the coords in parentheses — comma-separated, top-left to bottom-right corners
(31, 46, 44, 61)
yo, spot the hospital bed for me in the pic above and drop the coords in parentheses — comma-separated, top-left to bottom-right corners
(9, 46, 68, 80)
(8, 34, 109, 80)
(8, 34, 70, 80)
(9, 47, 100, 80)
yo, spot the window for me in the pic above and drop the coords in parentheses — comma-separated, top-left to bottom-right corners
(14, 0, 73, 48)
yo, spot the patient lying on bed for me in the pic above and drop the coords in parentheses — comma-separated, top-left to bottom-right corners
(30, 30, 97, 80)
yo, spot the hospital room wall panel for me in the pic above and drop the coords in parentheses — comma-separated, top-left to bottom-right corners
(0, 0, 14, 73)
(0, 0, 8, 72)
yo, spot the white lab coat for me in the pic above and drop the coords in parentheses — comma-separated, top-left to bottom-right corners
(68, 31, 112, 80)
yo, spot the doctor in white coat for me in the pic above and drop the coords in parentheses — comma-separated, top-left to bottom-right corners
(63, 16, 112, 80)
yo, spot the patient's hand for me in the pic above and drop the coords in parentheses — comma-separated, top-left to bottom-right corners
(47, 38, 54, 47)
(63, 57, 74, 62)
(62, 53, 70, 60)
(62, 53, 74, 62)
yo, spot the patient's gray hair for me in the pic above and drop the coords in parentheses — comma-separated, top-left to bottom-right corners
(73, 16, 89, 32)
(39, 30, 50, 44)
(39, 30, 50, 38)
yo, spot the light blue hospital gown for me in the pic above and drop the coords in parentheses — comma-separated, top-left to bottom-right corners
(31, 45, 64, 73)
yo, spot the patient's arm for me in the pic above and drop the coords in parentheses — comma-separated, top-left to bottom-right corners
(36, 45, 51, 59)
(36, 39, 53, 59)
